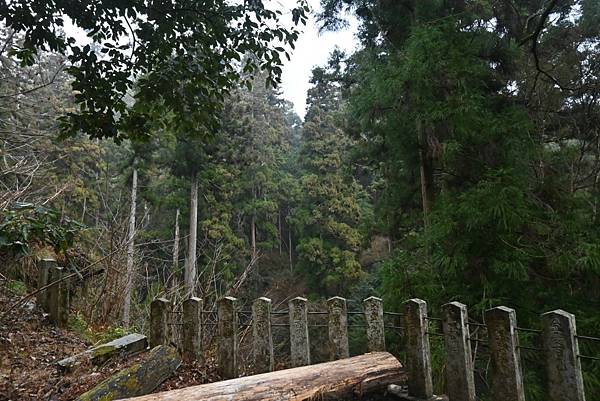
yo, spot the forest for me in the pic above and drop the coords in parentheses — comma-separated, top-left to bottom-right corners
(1, 1, 599, 400)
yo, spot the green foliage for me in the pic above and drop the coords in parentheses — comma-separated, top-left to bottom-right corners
(68, 312, 130, 344)
(0, 203, 83, 255)
(1, 0, 309, 141)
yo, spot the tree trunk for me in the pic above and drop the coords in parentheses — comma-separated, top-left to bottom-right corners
(418, 120, 434, 227)
(288, 225, 293, 272)
(171, 208, 180, 294)
(119, 352, 404, 401)
(75, 346, 180, 401)
(185, 173, 198, 298)
(278, 209, 282, 255)
(123, 167, 137, 327)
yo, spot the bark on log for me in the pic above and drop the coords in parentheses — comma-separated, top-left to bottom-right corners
(75, 345, 180, 401)
(121, 352, 404, 401)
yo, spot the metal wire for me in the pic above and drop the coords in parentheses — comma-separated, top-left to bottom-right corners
(426, 316, 442, 321)
(516, 327, 542, 334)
(518, 345, 543, 351)
(577, 335, 600, 343)
(384, 312, 404, 317)
(579, 354, 600, 361)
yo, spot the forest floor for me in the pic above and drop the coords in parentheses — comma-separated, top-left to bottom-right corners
(0, 285, 399, 401)
(0, 287, 218, 401)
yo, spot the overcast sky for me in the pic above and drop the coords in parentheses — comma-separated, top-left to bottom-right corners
(280, 0, 358, 118)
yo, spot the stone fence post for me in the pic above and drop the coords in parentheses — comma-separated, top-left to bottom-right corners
(442, 302, 476, 401)
(37, 258, 56, 311)
(150, 298, 170, 347)
(328, 296, 349, 360)
(252, 297, 274, 374)
(182, 297, 203, 362)
(289, 296, 310, 367)
(541, 310, 586, 401)
(485, 306, 525, 401)
(217, 296, 238, 379)
(364, 296, 385, 352)
(404, 298, 433, 399)
(47, 266, 69, 328)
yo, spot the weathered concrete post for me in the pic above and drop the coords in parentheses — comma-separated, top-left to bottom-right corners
(182, 297, 203, 362)
(485, 306, 525, 401)
(150, 298, 170, 347)
(328, 296, 349, 360)
(442, 302, 476, 401)
(289, 296, 310, 367)
(252, 297, 274, 374)
(364, 296, 385, 352)
(404, 299, 433, 399)
(37, 258, 56, 311)
(217, 296, 238, 379)
(47, 266, 68, 327)
(541, 310, 586, 401)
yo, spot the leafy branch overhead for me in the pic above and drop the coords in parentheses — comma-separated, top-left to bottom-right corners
(0, 0, 309, 141)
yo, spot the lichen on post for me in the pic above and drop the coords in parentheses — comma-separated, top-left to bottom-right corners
(403, 298, 433, 399)
(541, 309, 586, 401)
(252, 297, 274, 374)
(150, 298, 170, 348)
(327, 296, 349, 360)
(442, 301, 476, 401)
(182, 297, 203, 362)
(363, 296, 385, 352)
(217, 296, 238, 379)
(289, 296, 310, 367)
(485, 306, 525, 401)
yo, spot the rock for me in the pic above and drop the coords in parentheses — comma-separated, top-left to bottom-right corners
(57, 333, 148, 372)
(75, 345, 181, 401)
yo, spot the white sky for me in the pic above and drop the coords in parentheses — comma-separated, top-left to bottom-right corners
(280, 0, 358, 118)
(64, 0, 358, 120)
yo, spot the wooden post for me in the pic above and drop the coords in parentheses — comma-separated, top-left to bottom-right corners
(485, 306, 525, 401)
(541, 310, 586, 401)
(328, 296, 349, 360)
(37, 258, 56, 311)
(252, 297, 274, 374)
(289, 296, 310, 367)
(404, 298, 433, 399)
(363, 296, 385, 352)
(182, 297, 203, 362)
(150, 298, 170, 347)
(442, 302, 476, 401)
(217, 296, 238, 379)
(47, 266, 68, 327)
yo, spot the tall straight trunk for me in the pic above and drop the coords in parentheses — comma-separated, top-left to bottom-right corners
(278, 209, 282, 255)
(288, 226, 293, 272)
(251, 214, 257, 258)
(185, 173, 198, 298)
(417, 119, 434, 227)
(171, 208, 180, 293)
(122, 167, 137, 326)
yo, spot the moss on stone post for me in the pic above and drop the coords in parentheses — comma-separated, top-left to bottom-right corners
(289, 296, 310, 367)
(442, 302, 476, 401)
(182, 297, 203, 362)
(150, 298, 170, 347)
(217, 296, 238, 379)
(364, 296, 385, 352)
(328, 296, 349, 360)
(541, 310, 586, 401)
(485, 306, 525, 401)
(404, 298, 433, 399)
(252, 297, 274, 374)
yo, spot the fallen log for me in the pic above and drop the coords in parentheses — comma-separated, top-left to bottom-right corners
(75, 345, 181, 401)
(58, 333, 148, 372)
(121, 351, 405, 401)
